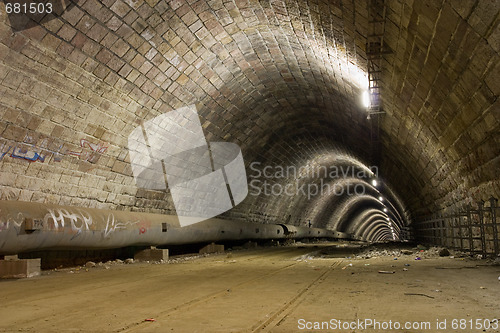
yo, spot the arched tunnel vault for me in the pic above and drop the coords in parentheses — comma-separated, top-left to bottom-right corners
(0, 0, 499, 244)
(350, 210, 390, 238)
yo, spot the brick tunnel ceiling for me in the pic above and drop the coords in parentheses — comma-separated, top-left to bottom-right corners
(0, 0, 499, 240)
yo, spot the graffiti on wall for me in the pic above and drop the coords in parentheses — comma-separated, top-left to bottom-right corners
(0, 210, 25, 234)
(42, 208, 139, 239)
(103, 214, 139, 238)
(0, 207, 143, 239)
(68, 139, 108, 163)
(0, 135, 108, 164)
(44, 208, 93, 233)
(0, 142, 47, 163)
(138, 220, 151, 235)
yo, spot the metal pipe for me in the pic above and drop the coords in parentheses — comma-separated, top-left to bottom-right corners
(0, 200, 338, 255)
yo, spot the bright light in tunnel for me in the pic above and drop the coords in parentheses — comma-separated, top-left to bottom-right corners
(371, 179, 377, 187)
(362, 90, 370, 108)
(383, 207, 388, 212)
(378, 196, 384, 201)
(346, 61, 368, 89)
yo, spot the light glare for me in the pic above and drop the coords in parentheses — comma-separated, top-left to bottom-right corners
(362, 91, 370, 108)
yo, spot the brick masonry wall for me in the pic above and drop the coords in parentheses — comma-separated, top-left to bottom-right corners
(0, 0, 498, 238)
(381, 0, 500, 215)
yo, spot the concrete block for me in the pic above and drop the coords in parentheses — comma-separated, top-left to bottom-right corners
(199, 243, 224, 254)
(4, 255, 18, 260)
(0, 259, 41, 278)
(134, 248, 169, 262)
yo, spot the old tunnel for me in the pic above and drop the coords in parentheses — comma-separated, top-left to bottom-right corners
(0, 0, 499, 256)
(1, 1, 500, 331)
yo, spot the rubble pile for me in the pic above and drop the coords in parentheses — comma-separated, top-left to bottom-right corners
(354, 244, 468, 260)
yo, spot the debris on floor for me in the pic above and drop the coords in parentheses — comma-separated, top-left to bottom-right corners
(438, 248, 450, 257)
(404, 292, 434, 299)
(85, 261, 96, 268)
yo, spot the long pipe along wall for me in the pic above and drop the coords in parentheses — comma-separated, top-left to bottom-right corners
(0, 200, 347, 255)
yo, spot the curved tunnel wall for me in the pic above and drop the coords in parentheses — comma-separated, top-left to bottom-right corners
(0, 0, 498, 247)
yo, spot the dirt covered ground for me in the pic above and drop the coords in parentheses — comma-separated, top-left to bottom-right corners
(0, 241, 499, 333)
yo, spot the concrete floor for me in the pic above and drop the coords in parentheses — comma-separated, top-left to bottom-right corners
(0, 243, 499, 333)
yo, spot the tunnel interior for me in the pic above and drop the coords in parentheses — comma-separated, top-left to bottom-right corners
(0, 0, 499, 256)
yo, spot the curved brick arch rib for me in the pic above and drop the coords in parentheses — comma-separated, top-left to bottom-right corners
(372, 227, 392, 242)
(350, 211, 389, 239)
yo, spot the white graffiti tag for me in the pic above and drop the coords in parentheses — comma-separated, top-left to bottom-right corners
(103, 214, 138, 238)
(44, 209, 93, 236)
(0, 212, 25, 235)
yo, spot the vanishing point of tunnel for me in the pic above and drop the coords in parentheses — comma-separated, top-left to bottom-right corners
(0, 0, 499, 332)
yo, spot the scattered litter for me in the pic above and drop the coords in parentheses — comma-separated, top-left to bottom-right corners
(393, 258, 398, 260)
(364, 264, 370, 266)
(404, 264, 411, 266)
(404, 293, 434, 299)
(434, 290, 442, 292)
(498, 276, 500, 281)
(480, 286, 486, 289)
(144, 318, 156, 322)
(378, 270, 395, 274)
(403, 268, 408, 271)
(415, 257, 421, 260)
(125, 258, 134, 264)
(342, 264, 353, 270)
